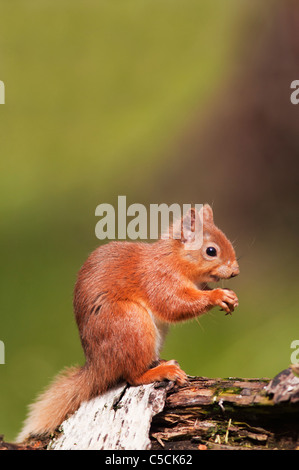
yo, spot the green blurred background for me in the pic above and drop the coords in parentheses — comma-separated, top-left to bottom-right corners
(1, 0, 299, 441)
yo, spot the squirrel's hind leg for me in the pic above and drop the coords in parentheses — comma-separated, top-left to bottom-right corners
(126, 360, 188, 386)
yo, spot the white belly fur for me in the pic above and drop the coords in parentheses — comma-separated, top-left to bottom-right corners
(147, 309, 169, 360)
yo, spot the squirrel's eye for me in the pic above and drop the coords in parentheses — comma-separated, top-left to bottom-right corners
(206, 246, 217, 257)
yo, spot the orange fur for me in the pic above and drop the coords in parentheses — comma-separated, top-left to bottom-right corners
(17, 204, 239, 442)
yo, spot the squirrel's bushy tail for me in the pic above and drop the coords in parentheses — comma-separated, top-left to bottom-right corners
(17, 365, 96, 443)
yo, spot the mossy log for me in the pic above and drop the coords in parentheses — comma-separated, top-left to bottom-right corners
(150, 365, 299, 450)
(1, 366, 299, 450)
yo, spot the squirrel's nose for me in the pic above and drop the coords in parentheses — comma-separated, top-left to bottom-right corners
(230, 262, 240, 278)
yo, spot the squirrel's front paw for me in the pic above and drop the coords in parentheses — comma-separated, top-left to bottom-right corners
(211, 288, 239, 315)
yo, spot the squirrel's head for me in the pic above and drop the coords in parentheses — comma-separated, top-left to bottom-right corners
(168, 204, 240, 283)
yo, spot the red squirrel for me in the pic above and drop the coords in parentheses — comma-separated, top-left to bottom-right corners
(17, 204, 239, 441)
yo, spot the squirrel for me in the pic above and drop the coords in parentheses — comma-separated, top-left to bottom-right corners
(17, 204, 239, 442)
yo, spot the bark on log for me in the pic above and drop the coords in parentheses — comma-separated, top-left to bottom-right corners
(150, 365, 299, 450)
(49, 382, 167, 450)
(2, 365, 299, 450)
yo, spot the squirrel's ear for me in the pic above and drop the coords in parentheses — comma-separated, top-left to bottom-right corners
(165, 207, 198, 242)
(199, 204, 214, 224)
(162, 207, 203, 249)
(181, 208, 198, 242)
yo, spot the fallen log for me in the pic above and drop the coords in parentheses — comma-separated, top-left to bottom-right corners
(150, 365, 299, 450)
(2, 365, 299, 450)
